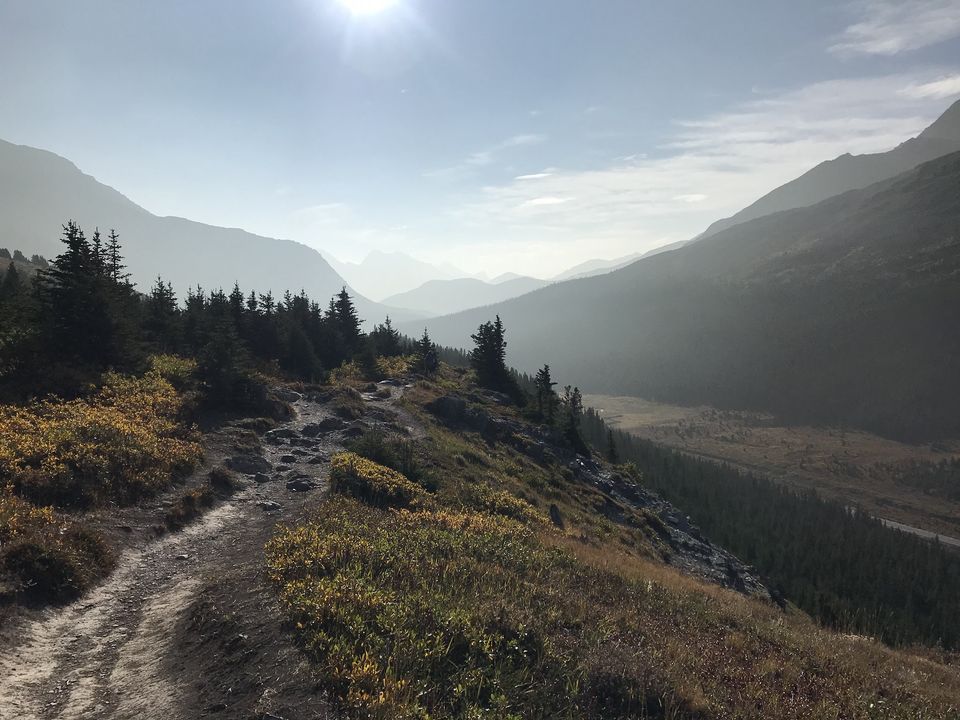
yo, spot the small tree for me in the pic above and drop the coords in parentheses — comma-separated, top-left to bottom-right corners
(534, 364, 557, 422)
(414, 328, 438, 376)
(371, 316, 402, 357)
(327, 287, 363, 358)
(605, 429, 619, 463)
(561, 385, 589, 454)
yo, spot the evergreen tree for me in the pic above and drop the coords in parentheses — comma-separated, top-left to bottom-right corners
(605, 429, 619, 463)
(0, 263, 21, 301)
(371, 316, 402, 357)
(327, 287, 363, 356)
(470, 316, 522, 401)
(534, 364, 557, 422)
(144, 277, 180, 352)
(0, 248, 10, 260)
(104, 229, 127, 283)
(414, 328, 439, 376)
(561, 385, 588, 454)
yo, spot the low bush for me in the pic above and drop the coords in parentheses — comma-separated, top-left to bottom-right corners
(345, 429, 422, 481)
(0, 489, 112, 601)
(329, 453, 427, 509)
(0, 370, 202, 508)
(164, 486, 215, 530)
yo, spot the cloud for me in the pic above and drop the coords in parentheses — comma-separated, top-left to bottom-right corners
(515, 172, 554, 180)
(520, 196, 571, 208)
(829, 0, 960, 57)
(900, 73, 960, 99)
(439, 70, 959, 275)
(424, 134, 546, 178)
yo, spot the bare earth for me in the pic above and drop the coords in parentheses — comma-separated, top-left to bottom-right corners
(585, 394, 960, 540)
(0, 387, 415, 720)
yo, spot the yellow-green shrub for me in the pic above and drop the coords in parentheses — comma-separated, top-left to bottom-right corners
(330, 452, 426, 509)
(0, 488, 112, 600)
(0, 371, 202, 507)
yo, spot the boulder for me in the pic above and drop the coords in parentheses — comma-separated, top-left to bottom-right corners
(287, 476, 319, 492)
(274, 388, 303, 403)
(280, 454, 297, 464)
(426, 395, 467, 423)
(254, 472, 272, 484)
(226, 455, 272, 475)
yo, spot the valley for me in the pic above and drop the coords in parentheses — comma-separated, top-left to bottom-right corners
(586, 393, 960, 540)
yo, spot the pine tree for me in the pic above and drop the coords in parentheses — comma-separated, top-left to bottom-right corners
(371, 316, 402, 357)
(561, 385, 588, 454)
(327, 287, 363, 356)
(105, 229, 128, 283)
(0, 263, 21, 301)
(605, 429, 619, 463)
(414, 328, 438, 376)
(534, 364, 557, 422)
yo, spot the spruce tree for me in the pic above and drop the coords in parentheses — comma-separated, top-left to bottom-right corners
(415, 328, 438, 376)
(534, 364, 557, 422)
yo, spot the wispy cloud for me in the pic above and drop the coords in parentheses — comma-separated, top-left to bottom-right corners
(426, 133, 547, 178)
(900, 73, 960, 99)
(437, 71, 960, 275)
(829, 0, 960, 57)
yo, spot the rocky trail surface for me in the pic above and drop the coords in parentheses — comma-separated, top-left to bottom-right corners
(0, 384, 412, 720)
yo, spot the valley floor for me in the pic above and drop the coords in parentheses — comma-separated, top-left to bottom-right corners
(584, 394, 960, 541)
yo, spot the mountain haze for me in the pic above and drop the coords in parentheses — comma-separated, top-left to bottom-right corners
(0, 139, 416, 323)
(382, 275, 550, 317)
(406, 150, 960, 440)
(699, 99, 960, 239)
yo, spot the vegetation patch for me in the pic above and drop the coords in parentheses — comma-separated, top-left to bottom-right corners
(0, 489, 113, 601)
(329, 453, 427, 509)
(0, 369, 202, 508)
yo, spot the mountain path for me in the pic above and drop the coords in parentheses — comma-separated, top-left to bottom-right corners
(0, 385, 415, 720)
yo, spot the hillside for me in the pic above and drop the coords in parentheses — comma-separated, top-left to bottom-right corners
(0, 139, 415, 324)
(382, 275, 550, 316)
(326, 250, 470, 302)
(405, 150, 960, 440)
(699, 98, 960, 239)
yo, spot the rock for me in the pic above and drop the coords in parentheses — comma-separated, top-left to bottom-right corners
(286, 477, 319, 492)
(292, 449, 311, 456)
(226, 455, 272, 475)
(274, 388, 302, 403)
(254, 472, 272, 484)
(426, 395, 467, 422)
(289, 437, 319, 448)
(257, 501, 282, 512)
(304, 417, 344, 435)
(342, 424, 365, 438)
(549, 504, 564, 529)
(307, 454, 327, 465)
(276, 465, 292, 472)
(280, 454, 297, 464)
(264, 427, 297, 444)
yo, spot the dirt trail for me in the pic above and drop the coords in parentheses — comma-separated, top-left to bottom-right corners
(0, 386, 412, 720)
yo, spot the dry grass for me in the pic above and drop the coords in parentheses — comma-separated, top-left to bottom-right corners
(585, 393, 960, 538)
(268, 371, 960, 718)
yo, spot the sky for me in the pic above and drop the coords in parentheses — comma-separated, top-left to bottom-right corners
(1, 0, 960, 277)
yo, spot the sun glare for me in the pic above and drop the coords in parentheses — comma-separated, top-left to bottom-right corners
(336, 0, 398, 15)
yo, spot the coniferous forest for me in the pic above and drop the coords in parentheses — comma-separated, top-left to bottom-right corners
(581, 410, 960, 649)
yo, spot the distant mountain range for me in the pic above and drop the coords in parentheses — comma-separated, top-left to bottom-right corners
(324, 250, 473, 302)
(383, 275, 551, 317)
(0, 139, 421, 324)
(404, 99, 960, 440)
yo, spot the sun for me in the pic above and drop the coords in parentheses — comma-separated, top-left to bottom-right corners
(336, 0, 398, 15)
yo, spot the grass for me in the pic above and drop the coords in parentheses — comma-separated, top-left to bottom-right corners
(329, 452, 427, 509)
(268, 370, 960, 718)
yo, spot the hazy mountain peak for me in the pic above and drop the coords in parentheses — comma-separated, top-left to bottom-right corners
(698, 98, 960, 240)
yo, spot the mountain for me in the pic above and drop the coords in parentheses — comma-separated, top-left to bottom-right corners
(403, 150, 960, 440)
(551, 252, 643, 281)
(326, 250, 472, 301)
(0, 139, 416, 323)
(699, 98, 960, 239)
(382, 275, 550, 317)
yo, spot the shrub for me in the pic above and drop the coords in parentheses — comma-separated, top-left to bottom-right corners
(346, 429, 423, 481)
(329, 453, 426, 509)
(0, 489, 112, 600)
(164, 486, 215, 530)
(0, 371, 202, 508)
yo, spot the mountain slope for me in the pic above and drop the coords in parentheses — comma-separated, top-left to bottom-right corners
(0, 139, 413, 323)
(382, 275, 550, 316)
(699, 98, 960, 239)
(404, 151, 960, 440)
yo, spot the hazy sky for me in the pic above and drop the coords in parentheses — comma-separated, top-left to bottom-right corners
(1, 0, 960, 276)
